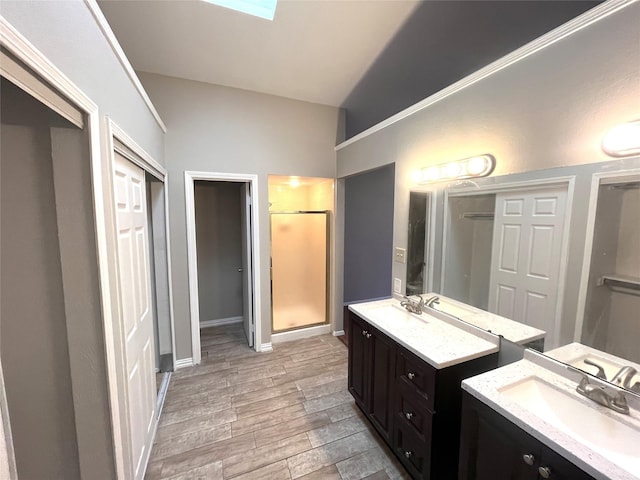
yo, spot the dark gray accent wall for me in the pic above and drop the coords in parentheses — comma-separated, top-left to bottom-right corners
(343, 164, 395, 303)
(342, 1, 600, 139)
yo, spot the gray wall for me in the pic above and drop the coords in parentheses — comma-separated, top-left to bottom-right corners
(0, 0, 165, 163)
(341, 0, 599, 139)
(138, 72, 341, 358)
(336, 1, 640, 345)
(343, 164, 395, 303)
(195, 182, 243, 323)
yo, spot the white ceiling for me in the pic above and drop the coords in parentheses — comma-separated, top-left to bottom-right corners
(98, 0, 420, 107)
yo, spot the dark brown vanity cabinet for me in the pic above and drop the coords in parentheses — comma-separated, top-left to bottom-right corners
(459, 392, 596, 480)
(348, 310, 396, 443)
(348, 310, 498, 480)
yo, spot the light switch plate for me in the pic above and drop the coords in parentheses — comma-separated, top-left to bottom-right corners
(394, 247, 406, 264)
(393, 278, 402, 294)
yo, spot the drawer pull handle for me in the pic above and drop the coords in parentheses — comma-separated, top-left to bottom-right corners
(404, 412, 414, 420)
(362, 330, 368, 336)
(538, 466, 551, 479)
(404, 451, 412, 459)
(366, 333, 372, 339)
(407, 372, 415, 380)
(522, 454, 535, 466)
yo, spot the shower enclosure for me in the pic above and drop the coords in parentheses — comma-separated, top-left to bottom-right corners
(270, 211, 329, 332)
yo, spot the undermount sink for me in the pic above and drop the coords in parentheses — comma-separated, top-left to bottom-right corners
(499, 377, 640, 477)
(366, 303, 428, 323)
(431, 301, 477, 319)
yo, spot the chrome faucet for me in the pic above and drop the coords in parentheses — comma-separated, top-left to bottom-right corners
(400, 295, 424, 314)
(611, 366, 640, 392)
(576, 375, 629, 415)
(424, 295, 440, 308)
(583, 359, 607, 380)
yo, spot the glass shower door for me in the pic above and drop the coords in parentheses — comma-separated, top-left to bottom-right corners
(271, 212, 328, 332)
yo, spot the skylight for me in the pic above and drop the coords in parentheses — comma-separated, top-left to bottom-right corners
(202, 0, 277, 20)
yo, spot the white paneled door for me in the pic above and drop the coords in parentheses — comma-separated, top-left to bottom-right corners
(489, 187, 568, 347)
(113, 153, 156, 480)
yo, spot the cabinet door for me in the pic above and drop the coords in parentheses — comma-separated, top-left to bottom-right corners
(369, 329, 395, 442)
(474, 415, 539, 480)
(348, 312, 369, 410)
(536, 447, 596, 480)
(459, 393, 538, 480)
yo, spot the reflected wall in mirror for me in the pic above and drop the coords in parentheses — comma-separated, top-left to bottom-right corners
(407, 158, 640, 394)
(406, 191, 429, 296)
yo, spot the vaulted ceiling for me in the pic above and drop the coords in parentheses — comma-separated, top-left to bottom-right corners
(99, 0, 600, 139)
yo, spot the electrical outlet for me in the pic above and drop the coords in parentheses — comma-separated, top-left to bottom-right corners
(393, 278, 402, 294)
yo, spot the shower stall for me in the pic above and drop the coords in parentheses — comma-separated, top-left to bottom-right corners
(270, 211, 329, 332)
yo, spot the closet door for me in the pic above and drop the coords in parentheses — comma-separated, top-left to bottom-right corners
(113, 153, 157, 479)
(488, 187, 567, 347)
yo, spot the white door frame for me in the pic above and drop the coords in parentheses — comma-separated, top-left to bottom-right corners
(573, 167, 640, 343)
(441, 176, 575, 348)
(185, 171, 263, 364)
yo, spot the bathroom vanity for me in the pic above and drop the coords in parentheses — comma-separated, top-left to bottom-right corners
(348, 299, 500, 480)
(459, 350, 640, 480)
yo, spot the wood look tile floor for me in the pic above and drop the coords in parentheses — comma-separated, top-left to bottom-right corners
(146, 324, 409, 480)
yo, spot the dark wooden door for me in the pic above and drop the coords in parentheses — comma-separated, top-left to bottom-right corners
(369, 329, 395, 442)
(348, 311, 369, 411)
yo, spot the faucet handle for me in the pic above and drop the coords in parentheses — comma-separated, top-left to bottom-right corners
(610, 390, 630, 415)
(583, 359, 607, 380)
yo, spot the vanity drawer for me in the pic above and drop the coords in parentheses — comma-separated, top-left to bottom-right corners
(394, 419, 431, 480)
(396, 380, 432, 437)
(396, 346, 436, 411)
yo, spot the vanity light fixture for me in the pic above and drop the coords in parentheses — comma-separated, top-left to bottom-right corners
(602, 119, 640, 157)
(412, 154, 496, 184)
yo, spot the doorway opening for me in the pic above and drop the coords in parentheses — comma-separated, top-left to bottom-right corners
(185, 172, 261, 364)
(442, 179, 574, 349)
(576, 170, 640, 363)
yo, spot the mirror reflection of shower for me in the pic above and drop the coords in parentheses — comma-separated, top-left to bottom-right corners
(268, 176, 334, 333)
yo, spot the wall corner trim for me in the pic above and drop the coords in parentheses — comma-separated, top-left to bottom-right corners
(334, 0, 634, 152)
(260, 343, 273, 353)
(83, 0, 168, 133)
(174, 358, 194, 370)
(332, 330, 345, 337)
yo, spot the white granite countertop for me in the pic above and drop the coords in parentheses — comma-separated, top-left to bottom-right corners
(349, 298, 499, 369)
(462, 350, 640, 480)
(423, 293, 546, 345)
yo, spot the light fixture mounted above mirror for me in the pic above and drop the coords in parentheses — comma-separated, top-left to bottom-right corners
(602, 119, 640, 157)
(412, 154, 496, 184)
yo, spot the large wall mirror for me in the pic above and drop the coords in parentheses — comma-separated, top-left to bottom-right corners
(407, 157, 640, 395)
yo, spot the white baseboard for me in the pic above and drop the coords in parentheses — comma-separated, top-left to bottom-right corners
(332, 330, 345, 337)
(174, 357, 193, 370)
(200, 316, 243, 329)
(271, 324, 331, 344)
(260, 342, 273, 353)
